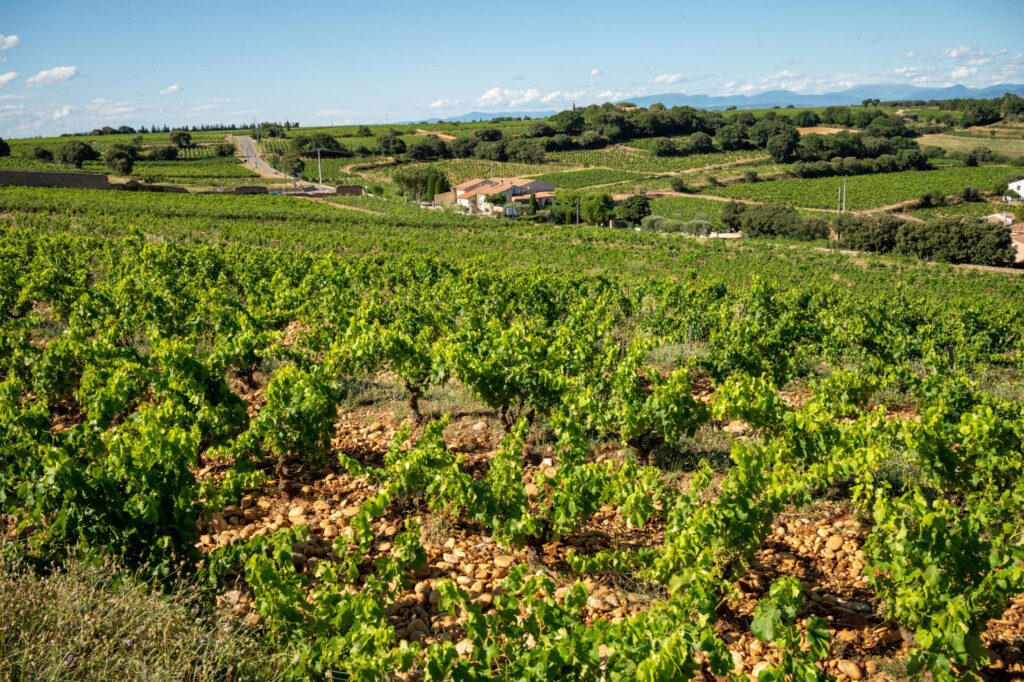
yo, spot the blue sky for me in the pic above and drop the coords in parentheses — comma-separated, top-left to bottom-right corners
(1, 0, 1021, 137)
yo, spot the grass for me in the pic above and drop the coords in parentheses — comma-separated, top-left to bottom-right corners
(917, 133, 1024, 158)
(0, 549, 280, 681)
(650, 195, 730, 227)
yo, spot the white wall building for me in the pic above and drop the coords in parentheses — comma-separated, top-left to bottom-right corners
(453, 178, 556, 214)
(1006, 178, 1024, 202)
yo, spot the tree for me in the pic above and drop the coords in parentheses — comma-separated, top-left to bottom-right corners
(0, 137, 9, 157)
(291, 133, 345, 154)
(503, 139, 546, 163)
(835, 214, 900, 253)
(58, 141, 99, 168)
(766, 130, 800, 163)
(581, 193, 615, 225)
(356, 125, 373, 137)
(720, 202, 747, 231)
(394, 167, 448, 200)
(670, 176, 691, 193)
(272, 151, 305, 177)
(406, 136, 448, 161)
(103, 148, 134, 175)
(169, 130, 193, 149)
(715, 125, 747, 151)
(378, 130, 406, 156)
(686, 132, 714, 153)
(526, 121, 554, 138)
(614, 194, 651, 226)
(32, 147, 53, 162)
(473, 128, 503, 142)
(149, 146, 179, 161)
(652, 138, 677, 157)
(485, 192, 508, 206)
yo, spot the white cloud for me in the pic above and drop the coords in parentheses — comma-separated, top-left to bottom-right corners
(589, 68, 601, 76)
(653, 73, 683, 84)
(966, 57, 992, 67)
(0, 71, 15, 86)
(86, 97, 138, 118)
(949, 65, 978, 79)
(940, 45, 976, 59)
(904, 50, 917, 60)
(478, 86, 502, 105)
(26, 66, 79, 86)
(314, 108, 351, 117)
(0, 35, 21, 51)
(51, 105, 72, 121)
(476, 87, 543, 107)
(766, 69, 801, 79)
(429, 98, 457, 109)
(160, 84, 181, 95)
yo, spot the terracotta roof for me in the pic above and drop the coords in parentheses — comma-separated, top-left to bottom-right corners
(454, 178, 490, 191)
(511, 191, 555, 201)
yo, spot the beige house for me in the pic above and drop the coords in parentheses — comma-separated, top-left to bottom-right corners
(451, 177, 556, 214)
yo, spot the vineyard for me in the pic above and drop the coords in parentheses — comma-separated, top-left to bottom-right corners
(534, 168, 653, 189)
(707, 165, 1017, 210)
(1, 178, 1024, 680)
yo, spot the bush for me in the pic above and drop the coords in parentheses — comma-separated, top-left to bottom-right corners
(743, 170, 760, 183)
(149, 146, 179, 161)
(212, 143, 235, 157)
(406, 136, 448, 161)
(835, 213, 901, 253)
(730, 203, 828, 241)
(0, 137, 9, 157)
(685, 132, 714, 153)
(271, 151, 304, 177)
(58, 141, 99, 168)
(895, 217, 1015, 265)
(103, 148, 134, 176)
(32, 146, 53, 162)
(669, 176, 692, 193)
(961, 186, 983, 202)
(169, 130, 192, 149)
(652, 138, 677, 157)
(720, 201, 746, 231)
(640, 215, 711, 235)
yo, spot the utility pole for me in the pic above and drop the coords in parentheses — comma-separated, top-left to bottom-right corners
(317, 147, 323, 186)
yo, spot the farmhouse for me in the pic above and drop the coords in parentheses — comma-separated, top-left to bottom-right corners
(1006, 178, 1024, 203)
(451, 177, 556, 214)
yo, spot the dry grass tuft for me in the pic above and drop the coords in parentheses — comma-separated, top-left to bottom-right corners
(0, 548, 279, 681)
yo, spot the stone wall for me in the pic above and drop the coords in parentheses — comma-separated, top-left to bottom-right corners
(0, 169, 110, 190)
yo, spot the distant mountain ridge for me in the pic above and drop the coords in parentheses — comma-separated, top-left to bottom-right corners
(625, 83, 1024, 110)
(407, 83, 1024, 124)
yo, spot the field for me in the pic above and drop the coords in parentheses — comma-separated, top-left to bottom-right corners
(4, 93, 1024, 681)
(549, 147, 766, 173)
(533, 168, 651, 189)
(3, 180, 1024, 682)
(917, 133, 1024, 157)
(707, 165, 1017, 209)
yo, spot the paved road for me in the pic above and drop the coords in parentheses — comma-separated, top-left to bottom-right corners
(233, 135, 335, 193)
(234, 135, 291, 179)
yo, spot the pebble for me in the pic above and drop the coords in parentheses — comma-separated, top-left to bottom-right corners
(837, 660, 862, 680)
(825, 536, 844, 552)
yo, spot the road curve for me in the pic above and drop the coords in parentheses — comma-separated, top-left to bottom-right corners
(232, 135, 335, 192)
(233, 135, 292, 179)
